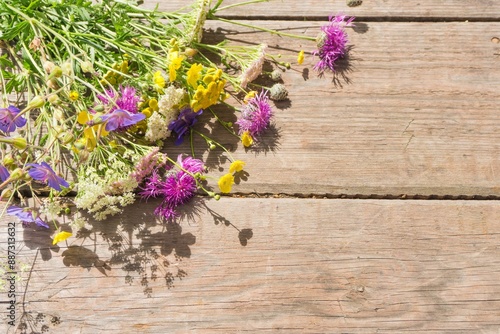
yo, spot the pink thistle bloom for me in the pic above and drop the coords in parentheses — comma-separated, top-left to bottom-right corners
(236, 90, 273, 138)
(139, 155, 205, 221)
(313, 14, 354, 73)
(0, 105, 27, 133)
(97, 86, 141, 113)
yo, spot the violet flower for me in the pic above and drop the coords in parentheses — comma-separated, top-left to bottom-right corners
(7, 206, 49, 228)
(0, 105, 27, 133)
(313, 14, 354, 73)
(27, 162, 69, 191)
(168, 107, 203, 145)
(236, 90, 273, 137)
(0, 165, 10, 182)
(100, 109, 146, 132)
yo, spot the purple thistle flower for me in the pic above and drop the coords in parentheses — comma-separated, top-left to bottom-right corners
(139, 169, 164, 200)
(27, 162, 69, 191)
(162, 172, 197, 207)
(139, 155, 204, 221)
(236, 90, 273, 137)
(0, 105, 27, 133)
(168, 107, 203, 145)
(0, 165, 10, 182)
(312, 14, 354, 73)
(178, 154, 204, 174)
(97, 86, 141, 114)
(7, 206, 49, 228)
(100, 108, 146, 132)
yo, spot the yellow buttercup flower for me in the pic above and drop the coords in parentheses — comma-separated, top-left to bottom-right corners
(168, 51, 184, 82)
(229, 160, 246, 173)
(52, 231, 72, 245)
(153, 71, 166, 93)
(297, 50, 305, 65)
(218, 173, 234, 193)
(187, 63, 203, 88)
(241, 131, 253, 147)
(69, 91, 79, 101)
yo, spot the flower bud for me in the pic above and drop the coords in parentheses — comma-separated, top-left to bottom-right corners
(184, 48, 198, 57)
(64, 207, 71, 215)
(43, 61, 55, 74)
(48, 94, 61, 105)
(46, 78, 60, 90)
(12, 138, 27, 150)
(214, 194, 221, 201)
(2, 154, 14, 166)
(209, 143, 216, 150)
(10, 168, 25, 180)
(49, 66, 63, 78)
(0, 188, 12, 200)
(59, 132, 74, 144)
(80, 60, 93, 73)
(28, 96, 45, 108)
(61, 62, 72, 76)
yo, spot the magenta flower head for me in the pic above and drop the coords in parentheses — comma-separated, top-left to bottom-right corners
(313, 14, 354, 73)
(0, 105, 27, 133)
(168, 107, 203, 145)
(7, 206, 49, 228)
(236, 90, 273, 137)
(27, 162, 69, 191)
(97, 86, 141, 114)
(0, 165, 10, 182)
(100, 109, 146, 132)
(140, 155, 204, 221)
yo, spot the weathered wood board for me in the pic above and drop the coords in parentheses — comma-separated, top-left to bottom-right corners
(149, 0, 500, 20)
(1, 198, 499, 333)
(169, 21, 500, 197)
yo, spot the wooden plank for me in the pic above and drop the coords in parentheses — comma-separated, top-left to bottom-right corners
(1, 198, 499, 332)
(167, 20, 500, 197)
(147, 0, 500, 20)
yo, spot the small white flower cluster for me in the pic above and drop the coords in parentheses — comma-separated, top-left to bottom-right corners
(238, 44, 268, 89)
(145, 86, 185, 142)
(75, 152, 143, 221)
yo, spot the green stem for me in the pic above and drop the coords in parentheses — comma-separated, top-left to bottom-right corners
(213, 17, 316, 41)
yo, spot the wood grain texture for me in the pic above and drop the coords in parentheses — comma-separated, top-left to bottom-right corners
(2, 198, 500, 333)
(167, 21, 500, 196)
(147, 0, 500, 20)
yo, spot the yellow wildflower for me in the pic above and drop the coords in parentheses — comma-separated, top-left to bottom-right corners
(69, 91, 79, 101)
(241, 131, 253, 147)
(218, 173, 234, 193)
(153, 71, 166, 93)
(168, 51, 184, 82)
(297, 50, 305, 65)
(52, 231, 72, 245)
(77, 110, 108, 151)
(229, 160, 246, 173)
(187, 63, 203, 88)
(244, 91, 256, 103)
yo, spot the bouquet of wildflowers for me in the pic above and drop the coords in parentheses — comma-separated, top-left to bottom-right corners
(0, 0, 354, 245)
